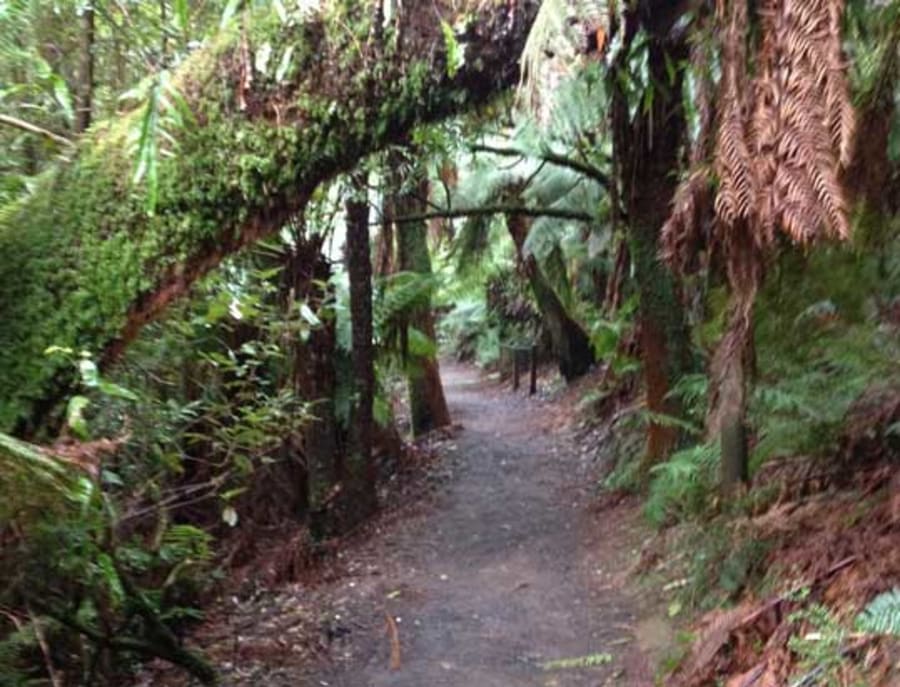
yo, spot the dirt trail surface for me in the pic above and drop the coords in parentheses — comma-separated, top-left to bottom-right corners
(309, 363, 655, 687)
(145, 363, 659, 686)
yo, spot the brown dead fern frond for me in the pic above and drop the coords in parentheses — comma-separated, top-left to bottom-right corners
(660, 17, 717, 272)
(661, 167, 714, 274)
(664, 0, 856, 280)
(714, 0, 757, 233)
(749, 0, 855, 244)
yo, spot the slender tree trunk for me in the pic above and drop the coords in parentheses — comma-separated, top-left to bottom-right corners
(159, 0, 169, 67)
(708, 232, 762, 489)
(611, 31, 692, 473)
(394, 176, 451, 436)
(506, 214, 594, 381)
(709, 289, 756, 488)
(284, 233, 340, 536)
(374, 194, 395, 278)
(342, 175, 377, 526)
(75, 3, 95, 133)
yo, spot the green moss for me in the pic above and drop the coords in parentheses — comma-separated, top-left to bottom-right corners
(0, 1, 523, 432)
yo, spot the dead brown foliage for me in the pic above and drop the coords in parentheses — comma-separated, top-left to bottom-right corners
(663, 0, 856, 282)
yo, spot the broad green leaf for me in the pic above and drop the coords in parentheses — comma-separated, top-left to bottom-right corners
(299, 302, 321, 326)
(66, 395, 91, 439)
(221, 487, 247, 501)
(77, 359, 100, 388)
(133, 80, 161, 212)
(101, 469, 124, 486)
(275, 46, 295, 82)
(96, 553, 125, 606)
(51, 74, 74, 124)
(173, 0, 189, 33)
(220, 0, 242, 28)
(44, 345, 74, 356)
(408, 327, 437, 358)
(97, 380, 139, 402)
(272, 0, 288, 23)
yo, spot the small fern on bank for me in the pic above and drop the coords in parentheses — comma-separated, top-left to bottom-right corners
(856, 589, 900, 636)
(645, 442, 720, 526)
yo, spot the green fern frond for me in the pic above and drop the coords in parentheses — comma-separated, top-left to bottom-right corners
(0, 431, 70, 486)
(453, 214, 493, 270)
(856, 589, 900, 636)
(645, 442, 720, 526)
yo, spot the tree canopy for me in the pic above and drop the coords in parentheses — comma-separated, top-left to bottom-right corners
(0, 0, 537, 433)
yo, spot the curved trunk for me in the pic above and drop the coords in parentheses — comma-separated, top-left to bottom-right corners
(0, 1, 539, 434)
(506, 213, 594, 381)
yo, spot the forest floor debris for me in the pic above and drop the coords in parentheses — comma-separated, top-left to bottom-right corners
(660, 393, 900, 686)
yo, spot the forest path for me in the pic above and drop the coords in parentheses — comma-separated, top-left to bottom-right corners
(310, 362, 655, 686)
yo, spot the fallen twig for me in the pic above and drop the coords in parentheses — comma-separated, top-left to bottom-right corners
(384, 611, 401, 671)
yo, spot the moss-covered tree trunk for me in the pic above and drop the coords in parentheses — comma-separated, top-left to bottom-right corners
(0, 0, 539, 435)
(611, 29, 692, 473)
(505, 214, 594, 381)
(341, 178, 377, 527)
(395, 176, 452, 436)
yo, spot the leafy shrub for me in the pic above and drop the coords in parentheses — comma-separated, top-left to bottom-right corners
(0, 439, 216, 685)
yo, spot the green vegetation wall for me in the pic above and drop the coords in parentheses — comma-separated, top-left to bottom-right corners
(0, 1, 538, 433)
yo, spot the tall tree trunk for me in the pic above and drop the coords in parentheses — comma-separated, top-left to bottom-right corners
(611, 29, 692, 473)
(394, 176, 451, 436)
(75, 3, 94, 133)
(707, 231, 762, 489)
(284, 233, 341, 536)
(342, 176, 377, 527)
(506, 214, 594, 381)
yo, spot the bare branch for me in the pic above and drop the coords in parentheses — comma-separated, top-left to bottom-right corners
(470, 143, 610, 187)
(0, 114, 73, 147)
(392, 205, 594, 224)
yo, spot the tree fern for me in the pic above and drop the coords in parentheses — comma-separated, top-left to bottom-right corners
(855, 589, 900, 636)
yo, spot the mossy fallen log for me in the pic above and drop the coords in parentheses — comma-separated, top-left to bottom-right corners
(0, 1, 538, 434)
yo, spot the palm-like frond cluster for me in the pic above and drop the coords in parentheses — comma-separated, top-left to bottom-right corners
(664, 0, 857, 284)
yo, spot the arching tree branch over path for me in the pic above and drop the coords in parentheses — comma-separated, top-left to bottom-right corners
(0, 1, 539, 433)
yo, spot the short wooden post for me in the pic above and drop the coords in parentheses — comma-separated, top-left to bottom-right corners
(513, 348, 520, 391)
(529, 345, 537, 395)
